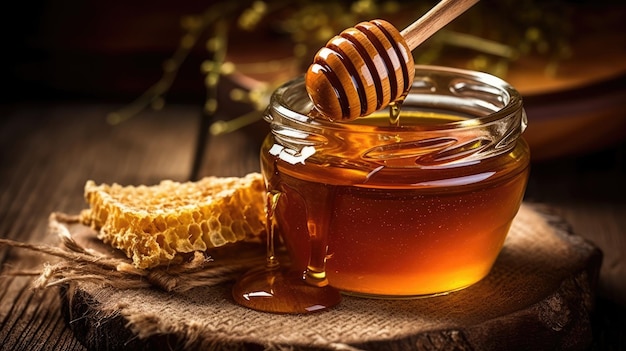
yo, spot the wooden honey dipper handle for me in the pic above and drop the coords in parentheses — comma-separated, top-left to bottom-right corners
(306, 0, 480, 121)
(401, 0, 480, 50)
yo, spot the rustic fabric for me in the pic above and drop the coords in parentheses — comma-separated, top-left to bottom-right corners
(54, 204, 601, 350)
(0, 212, 266, 292)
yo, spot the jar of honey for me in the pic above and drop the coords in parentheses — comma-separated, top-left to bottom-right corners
(261, 65, 530, 297)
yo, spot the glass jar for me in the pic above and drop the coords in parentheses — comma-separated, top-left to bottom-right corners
(261, 65, 530, 298)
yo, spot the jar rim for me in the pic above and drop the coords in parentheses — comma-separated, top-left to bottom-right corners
(269, 65, 523, 133)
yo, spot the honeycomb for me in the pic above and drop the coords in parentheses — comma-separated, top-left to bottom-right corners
(79, 173, 266, 269)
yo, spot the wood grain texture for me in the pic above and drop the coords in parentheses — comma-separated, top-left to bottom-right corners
(1, 103, 625, 350)
(400, 0, 479, 50)
(0, 104, 200, 351)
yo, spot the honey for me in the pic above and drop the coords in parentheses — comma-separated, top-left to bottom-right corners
(263, 124, 528, 296)
(234, 65, 530, 311)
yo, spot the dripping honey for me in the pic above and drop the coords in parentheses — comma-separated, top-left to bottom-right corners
(261, 110, 530, 297)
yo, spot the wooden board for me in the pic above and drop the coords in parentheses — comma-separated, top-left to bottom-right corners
(60, 204, 602, 350)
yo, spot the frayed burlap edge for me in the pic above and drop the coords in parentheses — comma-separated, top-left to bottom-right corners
(0, 212, 266, 293)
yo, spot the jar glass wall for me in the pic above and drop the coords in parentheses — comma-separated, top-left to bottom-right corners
(262, 65, 530, 297)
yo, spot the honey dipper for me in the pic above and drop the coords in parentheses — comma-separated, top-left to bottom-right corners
(305, 0, 479, 121)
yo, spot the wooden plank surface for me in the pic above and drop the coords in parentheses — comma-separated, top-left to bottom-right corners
(0, 104, 201, 351)
(1, 102, 625, 350)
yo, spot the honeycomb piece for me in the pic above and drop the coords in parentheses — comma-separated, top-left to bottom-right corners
(79, 173, 266, 269)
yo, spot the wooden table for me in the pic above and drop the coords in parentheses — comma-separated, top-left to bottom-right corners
(1, 103, 625, 350)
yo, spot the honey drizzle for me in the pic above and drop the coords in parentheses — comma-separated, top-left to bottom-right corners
(232, 160, 341, 314)
(265, 190, 281, 270)
(388, 100, 401, 126)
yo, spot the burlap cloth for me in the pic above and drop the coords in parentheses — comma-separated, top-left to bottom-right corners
(59, 203, 601, 350)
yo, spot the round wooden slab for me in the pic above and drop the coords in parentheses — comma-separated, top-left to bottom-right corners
(60, 204, 602, 350)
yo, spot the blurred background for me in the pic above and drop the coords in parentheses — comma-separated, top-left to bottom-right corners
(3, 0, 626, 161)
